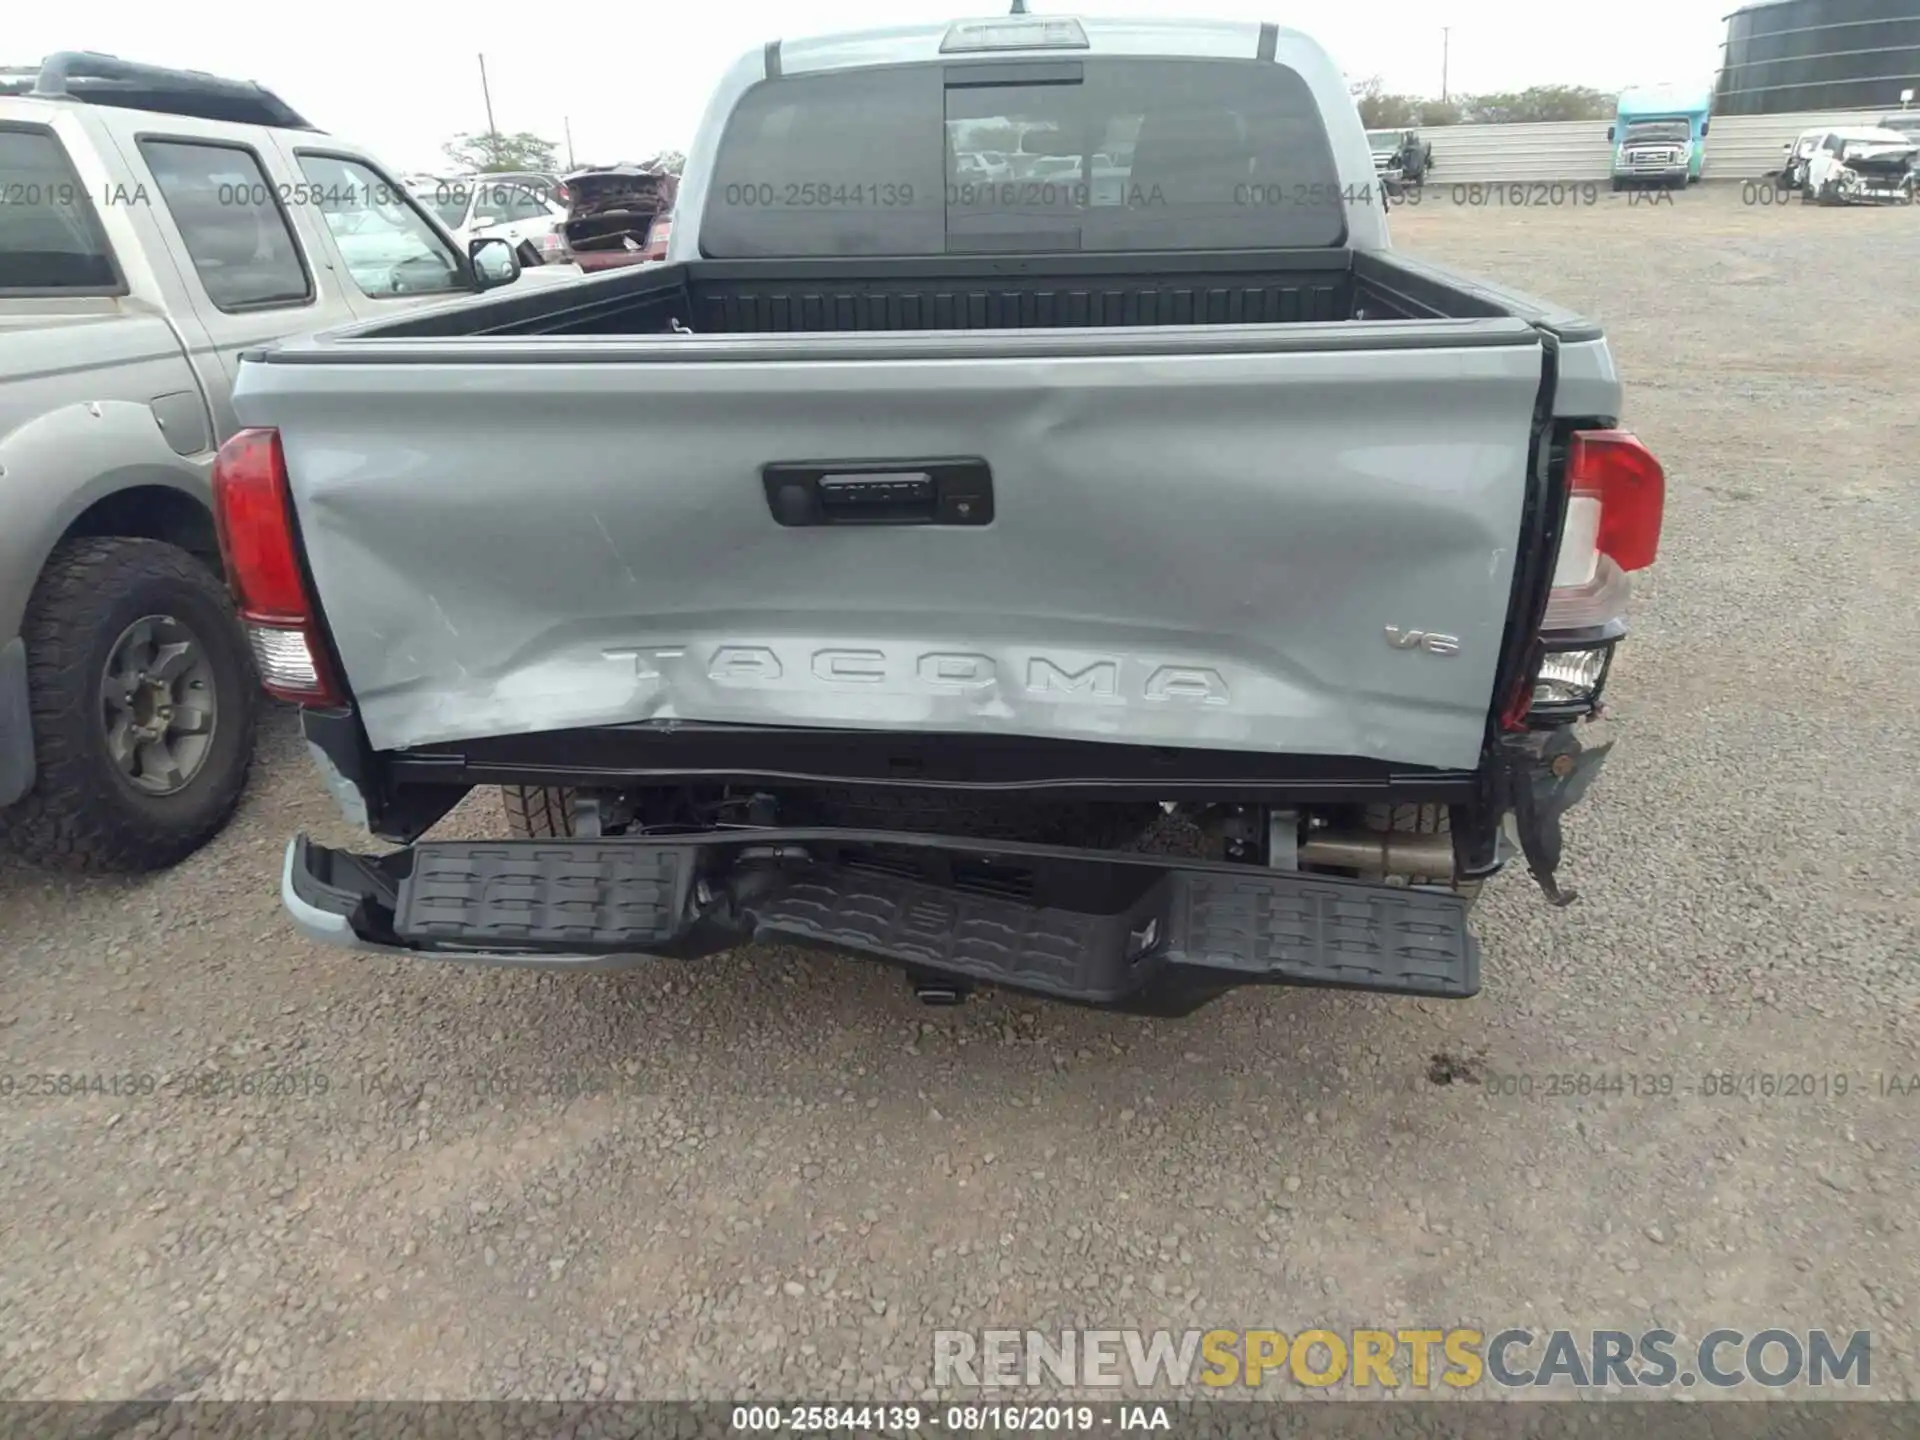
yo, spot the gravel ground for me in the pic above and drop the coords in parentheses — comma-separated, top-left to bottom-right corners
(1, 185, 1916, 1406)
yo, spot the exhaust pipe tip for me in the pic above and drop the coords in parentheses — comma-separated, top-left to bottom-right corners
(1295, 826, 1457, 879)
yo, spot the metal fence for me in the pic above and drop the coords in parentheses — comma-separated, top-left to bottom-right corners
(1421, 108, 1897, 183)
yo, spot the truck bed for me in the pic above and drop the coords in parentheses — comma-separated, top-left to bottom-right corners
(332, 249, 1593, 342)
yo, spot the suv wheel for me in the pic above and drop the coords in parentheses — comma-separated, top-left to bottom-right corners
(0, 538, 258, 872)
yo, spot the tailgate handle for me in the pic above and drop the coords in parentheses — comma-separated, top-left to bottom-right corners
(821, 472, 935, 521)
(763, 459, 993, 527)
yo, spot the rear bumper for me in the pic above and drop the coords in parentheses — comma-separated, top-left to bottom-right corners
(282, 828, 1480, 1015)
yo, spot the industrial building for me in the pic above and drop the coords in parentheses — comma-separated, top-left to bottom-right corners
(1715, 0, 1920, 114)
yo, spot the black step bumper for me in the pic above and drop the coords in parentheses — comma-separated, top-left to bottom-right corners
(282, 829, 1479, 1016)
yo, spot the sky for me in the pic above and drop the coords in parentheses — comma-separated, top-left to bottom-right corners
(13, 1, 1734, 174)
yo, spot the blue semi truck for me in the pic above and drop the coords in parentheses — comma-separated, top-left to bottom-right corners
(1609, 86, 1712, 189)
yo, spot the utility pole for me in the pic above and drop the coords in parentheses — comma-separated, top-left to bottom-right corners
(563, 116, 575, 170)
(1441, 27, 1451, 103)
(477, 53, 498, 146)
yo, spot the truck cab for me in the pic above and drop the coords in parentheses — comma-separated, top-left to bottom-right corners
(1608, 87, 1710, 190)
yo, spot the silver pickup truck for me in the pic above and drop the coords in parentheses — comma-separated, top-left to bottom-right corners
(226, 14, 1666, 1015)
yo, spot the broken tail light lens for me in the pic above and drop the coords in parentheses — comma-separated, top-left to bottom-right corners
(1541, 428, 1665, 635)
(211, 427, 343, 706)
(1568, 429, 1664, 573)
(1518, 429, 1664, 726)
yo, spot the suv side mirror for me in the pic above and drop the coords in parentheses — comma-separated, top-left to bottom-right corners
(469, 236, 520, 291)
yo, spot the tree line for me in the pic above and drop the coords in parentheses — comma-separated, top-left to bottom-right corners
(439, 132, 686, 176)
(1350, 79, 1618, 128)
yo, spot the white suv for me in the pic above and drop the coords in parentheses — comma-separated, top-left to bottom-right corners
(410, 175, 573, 263)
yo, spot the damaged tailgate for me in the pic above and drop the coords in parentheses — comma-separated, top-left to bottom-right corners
(238, 318, 1550, 771)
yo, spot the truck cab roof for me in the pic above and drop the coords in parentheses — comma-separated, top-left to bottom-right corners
(766, 13, 1309, 74)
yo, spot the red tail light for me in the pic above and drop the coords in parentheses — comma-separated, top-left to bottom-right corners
(642, 215, 671, 261)
(211, 427, 342, 705)
(1567, 429, 1665, 573)
(1513, 428, 1665, 727)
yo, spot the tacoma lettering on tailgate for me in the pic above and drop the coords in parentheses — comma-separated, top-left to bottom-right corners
(603, 646, 1232, 704)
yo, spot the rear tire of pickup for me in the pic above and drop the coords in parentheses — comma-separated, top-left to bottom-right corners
(502, 785, 577, 838)
(0, 538, 257, 873)
(1363, 802, 1482, 907)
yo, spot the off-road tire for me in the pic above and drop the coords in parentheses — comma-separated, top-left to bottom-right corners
(1363, 801, 1483, 906)
(502, 785, 577, 838)
(0, 538, 257, 873)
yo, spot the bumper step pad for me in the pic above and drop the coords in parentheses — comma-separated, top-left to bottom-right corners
(1173, 871, 1478, 996)
(374, 836, 1478, 1006)
(398, 842, 689, 949)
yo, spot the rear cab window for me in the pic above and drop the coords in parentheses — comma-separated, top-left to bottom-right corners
(137, 137, 312, 311)
(0, 123, 124, 293)
(702, 57, 1348, 257)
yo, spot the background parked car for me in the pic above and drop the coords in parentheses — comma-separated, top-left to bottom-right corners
(561, 166, 675, 270)
(1778, 128, 1822, 193)
(1877, 112, 1920, 145)
(408, 175, 573, 263)
(1801, 128, 1918, 205)
(1365, 128, 1433, 190)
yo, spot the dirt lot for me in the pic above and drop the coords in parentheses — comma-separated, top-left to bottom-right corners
(1, 186, 1916, 1404)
